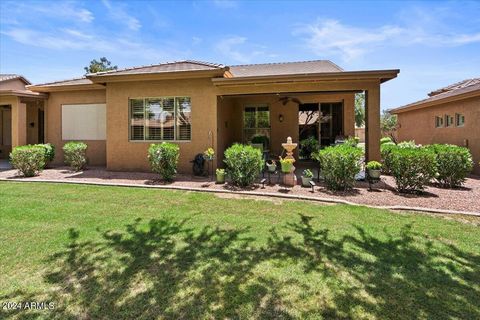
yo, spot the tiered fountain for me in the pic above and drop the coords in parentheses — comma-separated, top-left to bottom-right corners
(281, 136, 297, 187)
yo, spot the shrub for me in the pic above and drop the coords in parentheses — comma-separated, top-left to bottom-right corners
(10, 145, 46, 177)
(397, 140, 417, 148)
(224, 144, 263, 187)
(380, 137, 393, 145)
(63, 142, 88, 171)
(251, 135, 269, 149)
(343, 137, 359, 148)
(313, 145, 363, 190)
(37, 143, 55, 165)
(299, 136, 319, 159)
(366, 161, 382, 170)
(148, 142, 180, 181)
(380, 143, 398, 174)
(389, 147, 436, 193)
(427, 144, 473, 188)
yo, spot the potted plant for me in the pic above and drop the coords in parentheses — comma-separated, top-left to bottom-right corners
(279, 157, 294, 173)
(266, 160, 276, 173)
(366, 161, 382, 179)
(216, 168, 226, 184)
(301, 169, 314, 187)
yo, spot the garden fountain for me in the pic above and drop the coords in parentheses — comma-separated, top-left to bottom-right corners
(281, 136, 297, 187)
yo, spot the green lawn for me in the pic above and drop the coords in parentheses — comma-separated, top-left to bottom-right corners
(0, 182, 479, 320)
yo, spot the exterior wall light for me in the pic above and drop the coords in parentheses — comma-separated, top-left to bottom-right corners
(278, 114, 284, 122)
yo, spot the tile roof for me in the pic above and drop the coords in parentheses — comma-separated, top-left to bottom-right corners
(30, 77, 94, 87)
(0, 74, 31, 84)
(428, 78, 480, 96)
(229, 60, 343, 77)
(391, 78, 480, 113)
(88, 60, 225, 77)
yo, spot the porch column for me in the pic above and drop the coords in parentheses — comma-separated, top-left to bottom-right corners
(365, 84, 381, 162)
(11, 98, 27, 148)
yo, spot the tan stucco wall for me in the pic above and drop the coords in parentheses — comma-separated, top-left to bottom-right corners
(46, 90, 107, 166)
(106, 78, 217, 172)
(216, 92, 356, 166)
(0, 79, 28, 91)
(396, 96, 480, 174)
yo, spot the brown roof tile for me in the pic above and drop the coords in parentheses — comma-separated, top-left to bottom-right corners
(229, 60, 343, 77)
(391, 78, 480, 113)
(0, 74, 31, 84)
(88, 60, 225, 77)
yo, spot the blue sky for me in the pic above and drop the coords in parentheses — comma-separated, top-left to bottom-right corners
(1, 0, 479, 109)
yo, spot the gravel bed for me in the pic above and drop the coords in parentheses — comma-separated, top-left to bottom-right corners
(1, 166, 479, 213)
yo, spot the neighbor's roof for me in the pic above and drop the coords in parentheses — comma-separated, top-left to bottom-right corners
(87, 60, 226, 77)
(229, 60, 343, 77)
(390, 77, 480, 114)
(0, 74, 31, 85)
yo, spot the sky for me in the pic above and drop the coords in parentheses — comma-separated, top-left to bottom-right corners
(1, 0, 479, 109)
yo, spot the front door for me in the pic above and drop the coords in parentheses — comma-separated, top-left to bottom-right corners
(38, 109, 45, 144)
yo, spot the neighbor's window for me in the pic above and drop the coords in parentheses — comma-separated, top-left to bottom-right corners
(445, 114, 454, 127)
(455, 113, 465, 127)
(129, 97, 191, 141)
(435, 116, 444, 128)
(243, 105, 270, 144)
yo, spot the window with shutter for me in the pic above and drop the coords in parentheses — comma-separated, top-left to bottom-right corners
(129, 97, 191, 141)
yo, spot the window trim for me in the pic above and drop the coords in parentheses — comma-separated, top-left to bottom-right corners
(242, 104, 271, 144)
(445, 114, 454, 128)
(128, 96, 192, 142)
(435, 115, 444, 128)
(455, 113, 465, 127)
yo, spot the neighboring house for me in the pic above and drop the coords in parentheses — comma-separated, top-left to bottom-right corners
(0, 60, 399, 172)
(390, 78, 480, 174)
(0, 75, 47, 159)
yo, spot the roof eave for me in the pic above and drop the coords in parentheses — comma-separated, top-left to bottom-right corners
(390, 88, 480, 114)
(27, 83, 105, 93)
(87, 68, 229, 83)
(0, 89, 48, 98)
(212, 69, 400, 86)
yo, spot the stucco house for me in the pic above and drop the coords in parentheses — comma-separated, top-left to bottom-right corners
(390, 78, 479, 174)
(0, 60, 399, 173)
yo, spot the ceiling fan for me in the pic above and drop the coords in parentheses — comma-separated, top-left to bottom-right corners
(278, 96, 302, 105)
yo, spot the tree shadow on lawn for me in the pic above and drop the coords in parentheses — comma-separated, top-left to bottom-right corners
(3, 215, 479, 319)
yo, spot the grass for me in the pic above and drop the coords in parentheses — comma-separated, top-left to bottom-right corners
(0, 181, 479, 319)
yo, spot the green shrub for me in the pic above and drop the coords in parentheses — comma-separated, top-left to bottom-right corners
(366, 161, 382, 170)
(37, 143, 55, 164)
(10, 145, 46, 177)
(389, 147, 436, 193)
(313, 145, 363, 190)
(427, 144, 473, 188)
(63, 142, 88, 171)
(224, 144, 263, 187)
(380, 137, 393, 145)
(251, 135, 269, 149)
(397, 140, 417, 148)
(344, 137, 359, 147)
(299, 136, 319, 159)
(148, 142, 180, 181)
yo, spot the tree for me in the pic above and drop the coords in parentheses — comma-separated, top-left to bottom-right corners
(84, 57, 117, 74)
(354, 92, 365, 127)
(381, 110, 398, 143)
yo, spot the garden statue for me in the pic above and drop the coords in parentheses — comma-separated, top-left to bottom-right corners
(281, 136, 297, 187)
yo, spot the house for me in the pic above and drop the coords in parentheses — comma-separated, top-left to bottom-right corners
(390, 78, 479, 175)
(0, 60, 399, 172)
(0, 75, 47, 159)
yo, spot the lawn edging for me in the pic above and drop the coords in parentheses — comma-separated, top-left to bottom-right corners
(1, 177, 479, 217)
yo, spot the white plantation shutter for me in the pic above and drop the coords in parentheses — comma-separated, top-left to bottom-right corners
(129, 97, 191, 141)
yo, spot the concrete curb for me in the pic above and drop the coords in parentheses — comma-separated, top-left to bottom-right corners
(1, 178, 479, 217)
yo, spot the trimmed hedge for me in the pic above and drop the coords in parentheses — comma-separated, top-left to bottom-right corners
(10, 145, 46, 177)
(63, 142, 88, 171)
(313, 145, 363, 190)
(148, 142, 180, 181)
(389, 147, 436, 193)
(37, 143, 55, 165)
(224, 144, 263, 187)
(427, 144, 473, 188)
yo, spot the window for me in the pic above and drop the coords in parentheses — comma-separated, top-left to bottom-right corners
(243, 105, 270, 145)
(445, 114, 454, 127)
(62, 104, 106, 140)
(129, 97, 191, 141)
(455, 113, 465, 127)
(435, 116, 444, 128)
